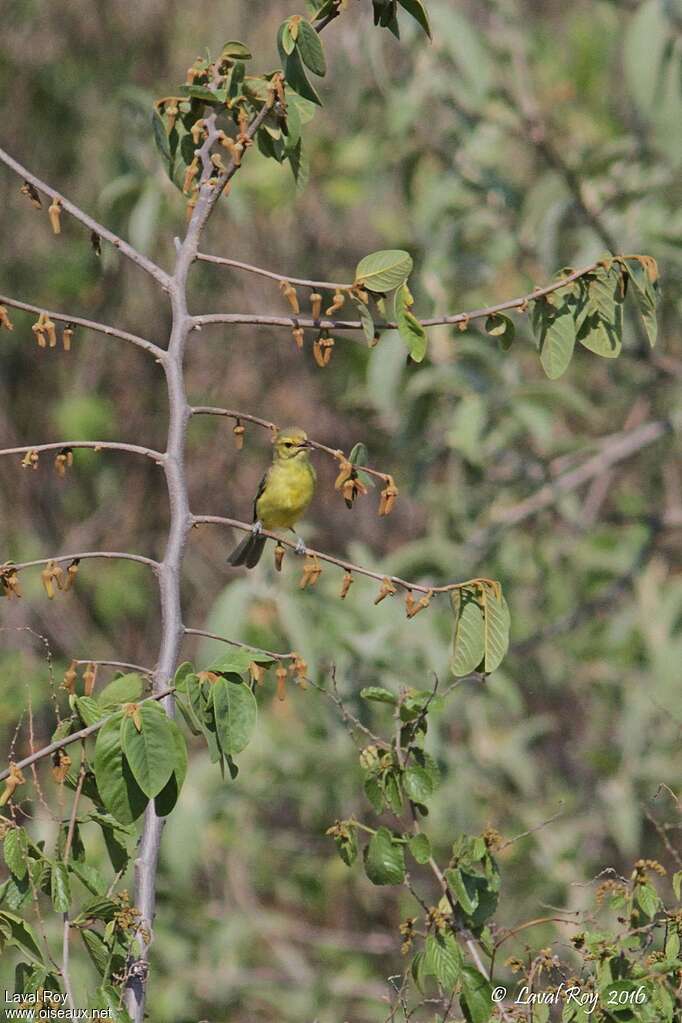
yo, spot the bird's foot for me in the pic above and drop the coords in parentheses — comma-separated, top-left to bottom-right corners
(251, 520, 263, 536)
(294, 536, 307, 556)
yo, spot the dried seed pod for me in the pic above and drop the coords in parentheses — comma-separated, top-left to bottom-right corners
(378, 475, 399, 516)
(312, 337, 325, 368)
(90, 231, 102, 256)
(0, 764, 26, 807)
(233, 421, 245, 450)
(280, 281, 300, 314)
(340, 571, 353, 599)
(457, 316, 469, 333)
(299, 554, 321, 589)
(183, 158, 199, 195)
(32, 317, 47, 347)
(0, 306, 14, 331)
(43, 317, 57, 348)
(249, 662, 266, 686)
(406, 589, 433, 619)
(291, 327, 304, 350)
(210, 152, 226, 173)
(326, 290, 346, 316)
(21, 450, 39, 470)
(191, 119, 206, 144)
(1, 565, 22, 599)
(83, 662, 97, 697)
(51, 749, 72, 784)
(274, 542, 286, 572)
(62, 660, 78, 693)
(41, 562, 58, 599)
(310, 293, 322, 319)
(165, 103, 179, 131)
(20, 181, 42, 208)
(374, 576, 397, 605)
(186, 196, 197, 222)
(62, 325, 74, 351)
(48, 198, 62, 235)
(275, 664, 287, 701)
(64, 558, 80, 592)
(334, 458, 353, 491)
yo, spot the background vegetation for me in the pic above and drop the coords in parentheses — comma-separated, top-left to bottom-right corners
(1, 1, 680, 1020)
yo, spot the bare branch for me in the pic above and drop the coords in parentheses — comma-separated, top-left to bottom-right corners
(61, 762, 86, 1011)
(7, 551, 160, 573)
(0, 293, 164, 358)
(72, 660, 154, 676)
(196, 252, 350, 291)
(192, 260, 603, 335)
(183, 626, 296, 662)
(0, 441, 165, 463)
(192, 514, 495, 597)
(0, 688, 175, 784)
(191, 406, 393, 484)
(0, 146, 170, 288)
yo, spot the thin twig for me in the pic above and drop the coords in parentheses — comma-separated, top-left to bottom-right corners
(61, 761, 86, 1011)
(0, 146, 170, 287)
(196, 252, 350, 291)
(6, 551, 160, 573)
(0, 441, 165, 463)
(183, 626, 296, 662)
(0, 293, 164, 358)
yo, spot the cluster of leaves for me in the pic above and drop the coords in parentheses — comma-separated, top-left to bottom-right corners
(526, 256, 659, 380)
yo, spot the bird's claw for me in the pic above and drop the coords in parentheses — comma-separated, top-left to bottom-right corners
(251, 520, 263, 536)
(294, 537, 307, 556)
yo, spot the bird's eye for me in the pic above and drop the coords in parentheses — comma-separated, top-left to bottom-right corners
(284, 442, 293, 448)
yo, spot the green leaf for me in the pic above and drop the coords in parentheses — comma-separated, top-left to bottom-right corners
(577, 313, 622, 358)
(221, 40, 252, 60)
(423, 932, 462, 990)
(280, 19, 297, 56)
(536, 304, 576, 379)
(447, 866, 479, 915)
(81, 929, 109, 977)
(363, 826, 406, 886)
(403, 765, 434, 803)
(408, 832, 432, 864)
(350, 293, 376, 344)
(173, 662, 194, 694)
(93, 712, 148, 825)
(70, 862, 107, 897)
(450, 591, 485, 676)
(277, 34, 322, 106)
(355, 249, 413, 293)
(394, 282, 427, 361)
(364, 775, 385, 813)
(154, 719, 188, 818)
(360, 686, 397, 705)
(673, 871, 682, 899)
(152, 109, 172, 173)
(334, 826, 358, 867)
(624, 257, 658, 347)
(482, 588, 511, 673)
(50, 861, 70, 913)
(4, 827, 29, 880)
(97, 673, 144, 710)
(212, 676, 258, 756)
(397, 0, 432, 37)
(91, 985, 132, 1023)
(75, 696, 105, 727)
(484, 313, 515, 350)
(206, 648, 272, 675)
(0, 910, 44, 964)
(121, 703, 176, 799)
(460, 966, 493, 1023)
(297, 19, 326, 76)
(635, 881, 660, 918)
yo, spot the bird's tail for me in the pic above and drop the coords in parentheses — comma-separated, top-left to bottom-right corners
(226, 531, 267, 569)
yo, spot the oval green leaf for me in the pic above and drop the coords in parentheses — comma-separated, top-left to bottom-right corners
(94, 713, 148, 825)
(297, 20, 326, 77)
(212, 676, 258, 756)
(97, 673, 144, 710)
(450, 591, 485, 677)
(121, 703, 176, 799)
(355, 249, 413, 294)
(363, 826, 406, 885)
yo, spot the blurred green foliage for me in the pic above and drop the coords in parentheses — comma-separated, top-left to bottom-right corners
(1, 0, 681, 1020)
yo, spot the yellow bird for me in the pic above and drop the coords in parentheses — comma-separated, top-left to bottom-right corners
(227, 426, 317, 568)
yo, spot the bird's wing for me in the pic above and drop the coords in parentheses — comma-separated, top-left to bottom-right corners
(252, 467, 270, 522)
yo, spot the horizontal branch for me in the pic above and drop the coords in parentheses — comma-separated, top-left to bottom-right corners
(190, 406, 391, 484)
(72, 659, 155, 676)
(5, 551, 160, 573)
(0, 294, 163, 358)
(195, 252, 350, 291)
(0, 687, 175, 785)
(0, 146, 170, 288)
(0, 441, 165, 463)
(192, 515, 492, 597)
(192, 261, 603, 336)
(183, 627, 296, 662)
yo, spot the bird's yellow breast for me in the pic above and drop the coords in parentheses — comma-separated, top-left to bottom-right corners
(256, 458, 316, 529)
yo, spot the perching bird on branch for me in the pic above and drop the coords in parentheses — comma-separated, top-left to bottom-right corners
(227, 426, 316, 569)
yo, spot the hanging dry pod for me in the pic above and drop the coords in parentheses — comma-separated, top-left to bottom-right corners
(44, 316, 57, 348)
(54, 447, 73, 477)
(191, 118, 206, 145)
(374, 576, 397, 605)
(62, 324, 74, 351)
(299, 553, 321, 589)
(51, 748, 72, 784)
(315, 334, 335, 367)
(165, 102, 179, 131)
(274, 542, 286, 572)
(326, 290, 346, 316)
(185, 196, 197, 222)
(21, 449, 39, 470)
(32, 313, 48, 348)
(280, 281, 300, 314)
(379, 475, 399, 516)
(0, 306, 14, 331)
(291, 326, 304, 351)
(340, 571, 354, 599)
(233, 420, 245, 450)
(249, 662, 266, 686)
(291, 654, 308, 689)
(62, 660, 78, 693)
(312, 336, 325, 368)
(210, 152, 227, 174)
(83, 662, 97, 697)
(63, 558, 80, 592)
(406, 589, 433, 619)
(20, 181, 42, 208)
(310, 293, 322, 319)
(41, 561, 64, 599)
(334, 457, 353, 492)
(275, 664, 287, 701)
(457, 316, 469, 333)
(0, 764, 26, 807)
(90, 231, 102, 256)
(183, 158, 199, 195)
(1, 565, 21, 599)
(48, 198, 62, 234)
(343, 475, 368, 508)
